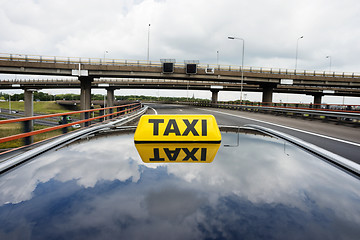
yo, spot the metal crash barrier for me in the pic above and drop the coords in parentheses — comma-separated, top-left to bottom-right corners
(187, 101, 360, 125)
(0, 102, 142, 146)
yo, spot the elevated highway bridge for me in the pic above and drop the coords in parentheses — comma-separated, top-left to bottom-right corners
(1, 53, 359, 123)
(1, 53, 360, 96)
(2, 77, 360, 96)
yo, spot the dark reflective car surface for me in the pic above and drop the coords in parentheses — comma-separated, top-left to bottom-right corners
(0, 128, 360, 239)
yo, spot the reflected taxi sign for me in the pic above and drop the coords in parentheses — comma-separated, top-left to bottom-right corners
(135, 143, 220, 163)
(134, 115, 221, 163)
(134, 115, 221, 143)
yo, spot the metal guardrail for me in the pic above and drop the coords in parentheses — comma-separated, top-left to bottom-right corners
(0, 106, 148, 174)
(1, 53, 360, 78)
(215, 101, 360, 111)
(0, 102, 142, 145)
(188, 101, 360, 123)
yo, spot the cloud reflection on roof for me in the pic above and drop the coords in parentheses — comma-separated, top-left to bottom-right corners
(0, 129, 359, 239)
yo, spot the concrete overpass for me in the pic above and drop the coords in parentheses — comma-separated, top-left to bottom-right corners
(1, 53, 359, 115)
(2, 78, 360, 103)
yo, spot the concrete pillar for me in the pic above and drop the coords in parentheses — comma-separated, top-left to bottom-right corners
(262, 84, 274, 105)
(24, 89, 34, 144)
(211, 90, 219, 104)
(313, 94, 322, 108)
(106, 88, 115, 119)
(79, 77, 93, 126)
(106, 88, 115, 108)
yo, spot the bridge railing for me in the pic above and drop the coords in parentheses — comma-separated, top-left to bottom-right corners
(1, 78, 228, 85)
(0, 102, 142, 147)
(1, 53, 359, 79)
(0, 53, 163, 67)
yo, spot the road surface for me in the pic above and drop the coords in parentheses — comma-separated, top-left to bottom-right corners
(145, 103, 360, 164)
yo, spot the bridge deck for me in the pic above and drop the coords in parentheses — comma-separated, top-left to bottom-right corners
(1, 53, 359, 97)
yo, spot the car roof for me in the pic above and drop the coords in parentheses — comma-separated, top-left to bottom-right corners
(0, 126, 359, 239)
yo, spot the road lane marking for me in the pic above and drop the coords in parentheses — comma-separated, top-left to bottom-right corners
(198, 108, 360, 147)
(149, 107, 158, 115)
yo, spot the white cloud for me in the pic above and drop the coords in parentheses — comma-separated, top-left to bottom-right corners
(0, 0, 359, 102)
(0, 0, 358, 69)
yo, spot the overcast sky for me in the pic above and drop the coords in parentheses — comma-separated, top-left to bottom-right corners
(1, 0, 359, 104)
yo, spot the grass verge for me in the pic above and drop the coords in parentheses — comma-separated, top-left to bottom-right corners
(0, 101, 73, 114)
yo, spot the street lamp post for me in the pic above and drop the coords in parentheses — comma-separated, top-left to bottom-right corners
(8, 94, 11, 114)
(103, 51, 108, 60)
(295, 36, 303, 70)
(228, 36, 245, 103)
(103, 94, 106, 108)
(147, 24, 151, 62)
(326, 56, 332, 72)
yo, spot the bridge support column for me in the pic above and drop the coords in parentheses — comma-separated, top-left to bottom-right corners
(107, 88, 115, 108)
(261, 84, 275, 105)
(211, 90, 219, 105)
(24, 89, 34, 145)
(313, 94, 323, 109)
(106, 88, 115, 119)
(80, 77, 93, 126)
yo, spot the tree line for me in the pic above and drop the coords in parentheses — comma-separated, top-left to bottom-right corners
(0, 91, 208, 102)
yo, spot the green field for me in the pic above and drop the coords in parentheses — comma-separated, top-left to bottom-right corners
(0, 101, 72, 114)
(0, 123, 64, 149)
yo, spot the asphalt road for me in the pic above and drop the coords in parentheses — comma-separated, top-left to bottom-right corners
(0, 112, 58, 126)
(145, 103, 360, 164)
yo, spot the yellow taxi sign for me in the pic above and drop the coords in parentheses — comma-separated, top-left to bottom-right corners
(134, 115, 221, 143)
(135, 143, 220, 163)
